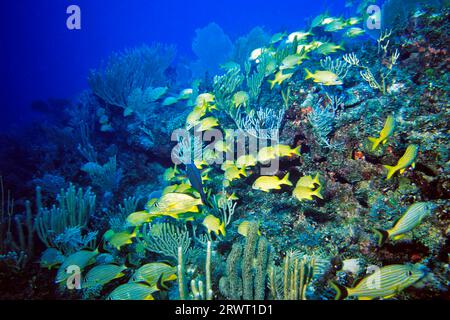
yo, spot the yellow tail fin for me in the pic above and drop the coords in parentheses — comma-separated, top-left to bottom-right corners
(282, 173, 293, 186)
(131, 227, 139, 238)
(383, 165, 397, 180)
(313, 173, 321, 186)
(292, 145, 301, 156)
(268, 79, 276, 89)
(304, 68, 314, 80)
(219, 222, 226, 237)
(392, 234, 406, 241)
(368, 137, 380, 151)
(314, 186, 323, 199)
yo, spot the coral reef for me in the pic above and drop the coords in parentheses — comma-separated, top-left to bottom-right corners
(0, 3, 449, 301)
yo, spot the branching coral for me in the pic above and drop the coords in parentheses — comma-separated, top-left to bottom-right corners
(78, 121, 98, 163)
(87, 42, 186, 158)
(179, 241, 214, 300)
(219, 222, 272, 300)
(0, 177, 34, 269)
(268, 251, 316, 300)
(125, 86, 168, 121)
(0, 176, 15, 256)
(209, 192, 236, 229)
(343, 30, 400, 94)
(172, 133, 205, 165)
(320, 56, 351, 79)
(138, 222, 192, 262)
(191, 23, 234, 77)
(88, 44, 176, 109)
(52, 226, 97, 255)
(35, 184, 96, 254)
(118, 196, 139, 217)
(235, 106, 286, 140)
(212, 57, 288, 140)
(213, 67, 245, 117)
(232, 26, 270, 67)
(81, 156, 123, 194)
(108, 196, 139, 232)
(245, 53, 271, 102)
(211, 56, 287, 140)
(307, 98, 341, 149)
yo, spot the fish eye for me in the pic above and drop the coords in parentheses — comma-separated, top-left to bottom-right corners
(407, 271, 413, 277)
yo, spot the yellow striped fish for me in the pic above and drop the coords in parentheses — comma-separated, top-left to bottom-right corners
(236, 154, 258, 169)
(162, 183, 194, 195)
(108, 283, 157, 300)
(374, 202, 432, 246)
(55, 249, 99, 283)
(237, 221, 261, 237)
(252, 173, 292, 192)
(162, 165, 179, 182)
(82, 264, 127, 289)
(368, 115, 395, 151)
(296, 173, 321, 189)
(292, 186, 323, 202)
(131, 262, 177, 287)
(127, 211, 155, 227)
(152, 193, 203, 216)
(330, 264, 426, 300)
(106, 228, 138, 250)
(186, 103, 207, 128)
(224, 165, 247, 183)
(274, 144, 301, 158)
(384, 144, 418, 180)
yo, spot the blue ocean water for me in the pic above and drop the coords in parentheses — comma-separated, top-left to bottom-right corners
(0, 0, 350, 131)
